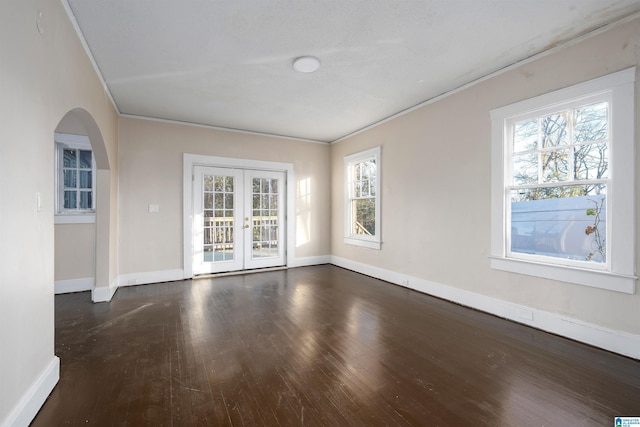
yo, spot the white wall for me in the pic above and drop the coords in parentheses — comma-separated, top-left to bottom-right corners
(0, 1, 118, 425)
(331, 17, 640, 346)
(54, 224, 95, 287)
(117, 117, 331, 278)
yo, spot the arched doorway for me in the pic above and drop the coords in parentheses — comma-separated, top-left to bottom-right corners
(54, 108, 113, 302)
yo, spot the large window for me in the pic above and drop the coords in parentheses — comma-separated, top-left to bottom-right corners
(55, 133, 95, 224)
(344, 147, 381, 249)
(490, 68, 635, 293)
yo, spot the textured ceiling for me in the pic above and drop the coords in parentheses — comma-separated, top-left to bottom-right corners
(65, 1, 640, 143)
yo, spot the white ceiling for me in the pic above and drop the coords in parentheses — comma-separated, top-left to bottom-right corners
(65, 1, 640, 143)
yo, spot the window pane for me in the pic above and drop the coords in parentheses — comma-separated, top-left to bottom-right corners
(224, 193, 233, 209)
(204, 193, 213, 209)
(513, 119, 538, 152)
(574, 142, 608, 180)
(513, 153, 538, 185)
(263, 178, 271, 194)
(370, 171, 376, 196)
(541, 112, 569, 147)
(510, 185, 606, 263)
(225, 176, 234, 192)
(541, 149, 570, 182)
(203, 246, 213, 262)
(79, 150, 92, 168)
(63, 170, 77, 188)
(575, 102, 608, 143)
(64, 191, 77, 209)
(214, 176, 224, 192)
(353, 198, 376, 235)
(79, 170, 92, 189)
(204, 176, 213, 191)
(361, 173, 370, 197)
(79, 191, 92, 209)
(354, 181, 362, 198)
(214, 193, 223, 209)
(271, 179, 278, 194)
(63, 149, 76, 168)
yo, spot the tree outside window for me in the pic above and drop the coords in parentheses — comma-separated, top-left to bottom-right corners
(509, 101, 608, 263)
(344, 147, 381, 249)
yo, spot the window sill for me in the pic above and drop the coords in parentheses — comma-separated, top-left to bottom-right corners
(344, 237, 381, 250)
(55, 214, 96, 224)
(490, 256, 636, 294)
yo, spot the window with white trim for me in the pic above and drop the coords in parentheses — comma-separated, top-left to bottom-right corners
(490, 68, 636, 293)
(344, 147, 381, 249)
(55, 133, 96, 224)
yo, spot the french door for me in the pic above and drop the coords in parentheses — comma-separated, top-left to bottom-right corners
(193, 166, 286, 275)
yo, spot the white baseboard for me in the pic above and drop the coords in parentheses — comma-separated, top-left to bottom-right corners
(54, 277, 94, 294)
(290, 255, 331, 268)
(117, 269, 185, 288)
(1, 356, 59, 427)
(330, 256, 640, 360)
(92, 277, 119, 303)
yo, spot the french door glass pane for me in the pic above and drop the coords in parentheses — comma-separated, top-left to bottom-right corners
(252, 178, 279, 259)
(203, 174, 235, 263)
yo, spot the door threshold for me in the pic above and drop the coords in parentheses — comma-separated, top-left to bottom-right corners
(194, 266, 288, 280)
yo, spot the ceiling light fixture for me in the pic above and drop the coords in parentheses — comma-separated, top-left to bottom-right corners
(293, 56, 320, 73)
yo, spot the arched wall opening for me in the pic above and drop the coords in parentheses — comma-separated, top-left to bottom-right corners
(54, 108, 112, 302)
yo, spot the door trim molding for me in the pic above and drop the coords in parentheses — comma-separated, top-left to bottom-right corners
(183, 153, 295, 278)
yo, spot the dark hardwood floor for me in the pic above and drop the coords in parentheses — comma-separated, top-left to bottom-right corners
(32, 265, 640, 426)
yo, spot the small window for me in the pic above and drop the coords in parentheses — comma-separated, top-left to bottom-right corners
(344, 147, 381, 249)
(55, 133, 95, 224)
(490, 68, 636, 293)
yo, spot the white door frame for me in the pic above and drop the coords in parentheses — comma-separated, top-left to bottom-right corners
(183, 153, 295, 278)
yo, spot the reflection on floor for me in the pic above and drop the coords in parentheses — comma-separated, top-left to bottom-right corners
(33, 265, 640, 426)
